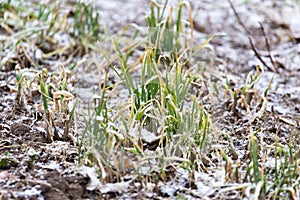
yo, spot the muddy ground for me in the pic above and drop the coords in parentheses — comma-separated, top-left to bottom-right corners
(0, 0, 300, 199)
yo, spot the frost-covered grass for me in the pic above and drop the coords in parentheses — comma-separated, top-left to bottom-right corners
(1, 0, 299, 199)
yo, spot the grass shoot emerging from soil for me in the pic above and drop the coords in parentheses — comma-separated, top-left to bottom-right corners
(0, 0, 299, 199)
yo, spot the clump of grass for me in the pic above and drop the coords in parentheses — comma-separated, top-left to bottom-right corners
(1, 0, 97, 143)
(0, 0, 101, 71)
(14, 64, 77, 142)
(71, 1, 100, 54)
(36, 2, 60, 37)
(219, 65, 300, 199)
(145, 0, 194, 61)
(224, 65, 266, 117)
(80, 0, 216, 184)
(237, 130, 300, 199)
(266, 144, 299, 199)
(72, 1, 100, 40)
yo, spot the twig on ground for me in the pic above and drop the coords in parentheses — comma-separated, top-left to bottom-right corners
(228, 0, 274, 72)
(227, 0, 251, 36)
(259, 22, 277, 72)
(248, 37, 273, 72)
